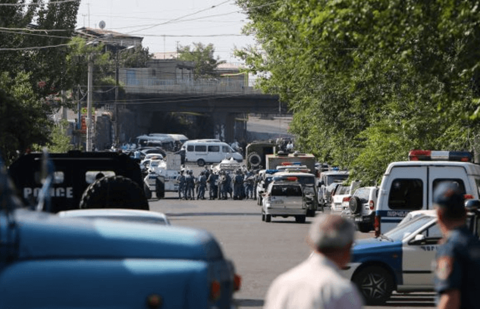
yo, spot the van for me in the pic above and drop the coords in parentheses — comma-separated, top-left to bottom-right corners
(375, 150, 480, 236)
(136, 134, 175, 151)
(183, 140, 243, 166)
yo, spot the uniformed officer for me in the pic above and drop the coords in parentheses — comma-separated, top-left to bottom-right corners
(244, 170, 254, 199)
(177, 170, 186, 199)
(233, 169, 244, 200)
(207, 171, 218, 200)
(433, 182, 480, 309)
(196, 171, 207, 200)
(224, 171, 233, 199)
(185, 170, 195, 200)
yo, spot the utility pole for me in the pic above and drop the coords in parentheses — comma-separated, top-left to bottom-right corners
(86, 55, 94, 151)
(114, 48, 119, 147)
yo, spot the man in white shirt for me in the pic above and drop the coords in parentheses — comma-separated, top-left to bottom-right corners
(264, 214, 363, 309)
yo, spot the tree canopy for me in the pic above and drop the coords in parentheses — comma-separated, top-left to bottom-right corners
(236, 0, 480, 184)
(177, 42, 226, 79)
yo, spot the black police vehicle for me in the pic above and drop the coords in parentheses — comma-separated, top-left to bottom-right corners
(8, 151, 148, 213)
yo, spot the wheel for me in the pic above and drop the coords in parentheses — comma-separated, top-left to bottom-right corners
(80, 176, 149, 210)
(247, 151, 262, 168)
(144, 183, 152, 199)
(265, 214, 271, 222)
(261, 213, 265, 221)
(197, 159, 206, 167)
(352, 266, 394, 305)
(155, 177, 165, 199)
(358, 222, 371, 233)
(349, 196, 362, 214)
(295, 215, 306, 223)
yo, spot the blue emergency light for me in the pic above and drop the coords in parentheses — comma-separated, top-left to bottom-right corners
(408, 150, 473, 162)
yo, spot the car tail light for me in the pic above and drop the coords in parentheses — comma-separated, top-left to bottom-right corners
(369, 200, 374, 210)
(342, 196, 351, 203)
(465, 194, 474, 200)
(210, 280, 221, 301)
(234, 274, 242, 292)
(374, 215, 380, 237)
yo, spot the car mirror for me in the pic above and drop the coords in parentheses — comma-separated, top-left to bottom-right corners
(409, 234, 426, 245)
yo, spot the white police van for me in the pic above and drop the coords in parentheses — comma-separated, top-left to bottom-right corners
(374, 150, 480, 237)
(183, 140, 243, 167)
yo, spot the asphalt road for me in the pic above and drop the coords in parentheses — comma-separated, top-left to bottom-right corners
(148, 187, 436, 309)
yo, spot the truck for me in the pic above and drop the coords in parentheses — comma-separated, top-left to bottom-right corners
(0, 151, 240, 309)
(245, 140, 277, 170)
(8, 151, 148, 213)
(265, 152, 316, 175)
(144, 153, 182, 199)
(374, 150, 480, 237)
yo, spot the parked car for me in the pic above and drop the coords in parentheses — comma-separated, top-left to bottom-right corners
(342, 186, 378, 233)
(342, 205, 480, 305)
(57, 208, 171, 225)
(330, 181, 360, 212)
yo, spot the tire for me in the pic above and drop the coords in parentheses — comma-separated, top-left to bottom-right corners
(306, 209, 315, 217)
(358, 222, 371, 233)
(155, 177, 165, 199)
(349, 196, 362, 214)
(80, 176, 149, 210)
(247, 152, 262, 168)
(197, 159, 206, 167)
(144, 183, 152, 199)
(352, 266, 394, 306)
(265, 214, 271, 222)
(295, 215, 306, 223)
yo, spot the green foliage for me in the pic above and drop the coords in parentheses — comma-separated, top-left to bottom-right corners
(43, 120, 74, 153)
(120, 45, 153, 68)
(236, 0, 480, 184)
(177, 42, 226, 79)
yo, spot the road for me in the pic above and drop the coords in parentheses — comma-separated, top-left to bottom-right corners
(148, 188, 436, 309)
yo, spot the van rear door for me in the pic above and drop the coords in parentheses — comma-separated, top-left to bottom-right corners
(378, 166, 427, 234)
(428, 166, 469, 205)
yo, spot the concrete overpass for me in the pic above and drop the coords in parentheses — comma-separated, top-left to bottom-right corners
(112, 68, 287, 142)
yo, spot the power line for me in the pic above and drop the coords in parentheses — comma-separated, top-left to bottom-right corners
(0, 43, 72, 51)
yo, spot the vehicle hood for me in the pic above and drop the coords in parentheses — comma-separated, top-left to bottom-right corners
(351, 237, 402, 263)
(11, 209, 224, 261)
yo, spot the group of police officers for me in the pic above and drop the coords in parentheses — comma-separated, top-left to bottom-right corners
(176, 166, 259, 201)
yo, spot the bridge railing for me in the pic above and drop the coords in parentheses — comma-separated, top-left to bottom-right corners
(119, 68, 262, 95)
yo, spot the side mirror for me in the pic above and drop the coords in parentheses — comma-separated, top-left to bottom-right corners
(410, 234, 426, 244)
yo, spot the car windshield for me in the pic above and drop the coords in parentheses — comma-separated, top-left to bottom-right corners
(383, 216, 435, 242)
(326, 175, 348, 186)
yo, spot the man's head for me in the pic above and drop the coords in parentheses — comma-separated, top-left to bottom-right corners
(308, 214, 355, 267)
(433, 182, 466, 232)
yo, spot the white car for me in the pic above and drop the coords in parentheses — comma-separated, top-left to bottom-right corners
(261, 180, 306, 223)
(57, 209, 171, 225)
(343, 186, 379, 233)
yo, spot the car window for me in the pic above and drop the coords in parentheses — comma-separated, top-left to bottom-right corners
(187, 145, 194, 151)
(388, 179, 423, 210)
(195, 145, 207, 152)
(208, 145, 220, 152)
(355, 188, 368, 202)
(326, 175, 348, 186)
(432, 179, 466, 196)
(271, 185, 302, 196)
(384, 216, 435, 241)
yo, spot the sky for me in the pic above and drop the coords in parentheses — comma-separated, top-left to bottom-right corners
(76, 0, 257, 63)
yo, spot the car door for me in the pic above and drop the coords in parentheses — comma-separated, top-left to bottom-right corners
(401, 220, 441, 288)
(378, 166, 428, 234)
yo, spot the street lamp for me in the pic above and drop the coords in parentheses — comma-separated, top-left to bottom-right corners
(114, 45, 134, 147)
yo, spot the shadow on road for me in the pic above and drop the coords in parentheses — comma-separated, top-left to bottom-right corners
(235, 299, 264, 307)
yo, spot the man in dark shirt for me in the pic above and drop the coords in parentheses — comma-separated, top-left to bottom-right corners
(433, 182, 480, 309)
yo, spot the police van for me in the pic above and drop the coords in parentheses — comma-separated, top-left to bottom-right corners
(374, 150, 480, 237)
(183, 140, 243, 166)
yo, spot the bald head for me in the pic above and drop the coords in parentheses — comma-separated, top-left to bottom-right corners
(309, 214, 355, 253)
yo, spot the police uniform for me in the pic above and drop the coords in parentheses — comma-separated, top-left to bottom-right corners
(196, 173, 207, 200)
(434, 226, 480, 309)
(178, 172, 186, 199)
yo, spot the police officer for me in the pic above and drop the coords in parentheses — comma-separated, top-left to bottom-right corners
(433, 182, 480, 309)
(224, 171, 233, 199)
(177, 170, 186, 199)
(207, 171, 218, 200)
(233, 169, 244, 200)
(244, 170, 254, 199)
(185, 170, 195, 200)
(196, 171, 207, 200)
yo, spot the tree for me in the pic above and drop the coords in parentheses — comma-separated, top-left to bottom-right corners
(236, 0, 480, 184)
(177, 43, 226, 79)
